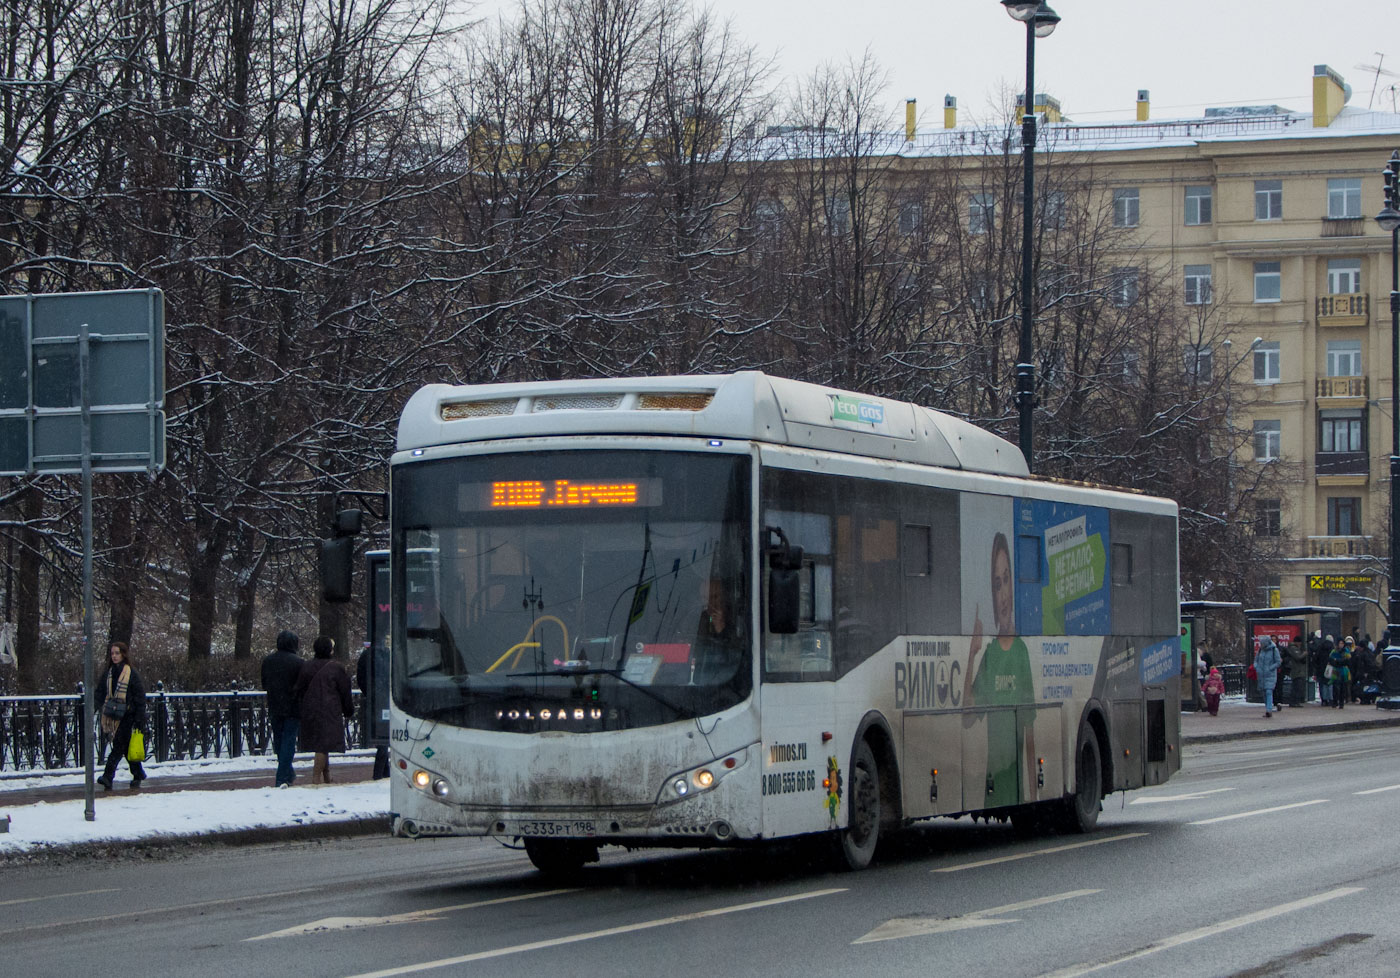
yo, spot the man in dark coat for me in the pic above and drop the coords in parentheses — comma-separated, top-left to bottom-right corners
(261, 630, 303, 787)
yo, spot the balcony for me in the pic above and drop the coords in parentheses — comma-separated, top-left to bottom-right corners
(1316, 293, 1369, 327)
(1314, 451, 1369, 477)
(1305, 535, 1373, 558)
(1315, 375, 1368, 399)
(1321, 217, 1364, 237)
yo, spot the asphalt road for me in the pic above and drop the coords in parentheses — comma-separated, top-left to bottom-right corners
(3, 727, 1398, 978)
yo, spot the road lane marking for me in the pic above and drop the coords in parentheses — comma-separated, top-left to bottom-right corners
(247, 889, 578, 940)
(1354, 784, 1400, 795)
(934, 833, 1146, 873)
(1036, 886, 1364, 977)
(1130, 788, 1234, 805)
(853, 889, 1100, 944)
(0, 887, 118, 907)
(342, 887, 847, 978)
(1189, 799, 1327, 825)
(1314, 748, 1385, 760)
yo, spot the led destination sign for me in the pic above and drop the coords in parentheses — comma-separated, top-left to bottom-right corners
(460, 477, 663, 511)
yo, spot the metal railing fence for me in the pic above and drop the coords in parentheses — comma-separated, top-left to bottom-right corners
(0, 684, 362, 772)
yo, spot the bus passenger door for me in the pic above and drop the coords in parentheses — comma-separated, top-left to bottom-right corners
(902, 713, 962, 817)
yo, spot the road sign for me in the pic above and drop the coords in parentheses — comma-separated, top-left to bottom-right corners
(0, 289, 165, 475)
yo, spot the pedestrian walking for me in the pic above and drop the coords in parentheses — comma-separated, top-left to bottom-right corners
(1286, 639, 1308, 706)
(356, 642, 390, 780)
(295, 636, 355, 784)
(95, 641, 148, 790)
(261, 629, 303, 787)
(1202, 667, 1225, 716)
(1329, 637, 1353, 708)
(1255, 636, 1281, 718)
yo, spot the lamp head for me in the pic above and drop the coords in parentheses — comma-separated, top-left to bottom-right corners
(1377, 205, 1400, 234)
(1033, 3, 1061, 37)
(1001, 0, 1040, 22)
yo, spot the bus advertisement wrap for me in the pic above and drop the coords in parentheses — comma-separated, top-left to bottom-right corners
(1015, 500, 1110, 636)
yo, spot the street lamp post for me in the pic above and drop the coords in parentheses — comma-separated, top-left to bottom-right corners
(1002, 0, 1060, 474)
(1376, 151, 1400, 653)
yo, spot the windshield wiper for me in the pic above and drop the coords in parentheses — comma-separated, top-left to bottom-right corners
(505, 666, 696, 719)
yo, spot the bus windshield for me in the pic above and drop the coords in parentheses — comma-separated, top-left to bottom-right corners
(391, 449, 751, 731)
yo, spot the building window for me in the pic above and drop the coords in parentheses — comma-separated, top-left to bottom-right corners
(826, 195, 850, 234)
(1113, 188, 1139, 227)
(1254, 261, 1281, 302)
(1042, 190, 1067, 230)
(1255, 498, 1282, 537)
(1327, 178, 1362, 219)
(969, 193, 995, 234)
(969, 272, 993, 313)
(1253, 419, 1281, 460)
(1120, 347, 1141, 383)
(1327, 497, 1361, 536)
(1111, 267, 1140, 306)
(1185, 344, 1213, 383)
(1326, 340, 1361, 377)
(755, 199, 784, 238)
(1320, 410, 1364, 453)
(1255, 179, 1283, 220)
(1184, 264, 1212, 305)
(898, 201, 922, 235)
(1184, 185, 1212, 225)
(1253, 340, 1280, 383)
(1327, 258, 1361, 294)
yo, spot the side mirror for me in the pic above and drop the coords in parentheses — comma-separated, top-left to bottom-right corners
(764, 525, 804, 635)
(768, 565, 801, 634)
(321, 537, 354, 603)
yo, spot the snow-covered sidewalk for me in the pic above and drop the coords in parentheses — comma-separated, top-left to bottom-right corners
(0, 754, 390, 854)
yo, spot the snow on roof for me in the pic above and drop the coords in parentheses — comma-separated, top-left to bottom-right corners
(738, 105, 1400, 163)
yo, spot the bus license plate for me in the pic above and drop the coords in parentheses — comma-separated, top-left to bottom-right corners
(510, 819, 597, 838)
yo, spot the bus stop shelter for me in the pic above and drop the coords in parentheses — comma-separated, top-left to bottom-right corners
(1180, 600, 1242, 710)
(1242, 605, 1341, 704)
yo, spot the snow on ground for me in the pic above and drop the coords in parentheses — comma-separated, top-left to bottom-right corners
(0, 753, 389, 854)
(0, 748, 374, 792)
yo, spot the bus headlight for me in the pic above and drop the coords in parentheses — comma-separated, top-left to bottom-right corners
(659, 748, 749, 804)
(409, 766, 453, 800)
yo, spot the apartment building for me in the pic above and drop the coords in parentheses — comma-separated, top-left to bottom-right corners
(923, 66, 1400, 635)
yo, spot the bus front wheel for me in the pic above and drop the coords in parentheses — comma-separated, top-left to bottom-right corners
(834, 740, 880, 871)
(523, 838, 599, 877)
(1057, 723, 1103, 834)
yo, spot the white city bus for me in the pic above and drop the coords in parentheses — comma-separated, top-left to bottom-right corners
(384, 372, 1180, 873)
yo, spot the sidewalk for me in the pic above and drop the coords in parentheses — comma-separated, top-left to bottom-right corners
(1182, 693, 1400, 744)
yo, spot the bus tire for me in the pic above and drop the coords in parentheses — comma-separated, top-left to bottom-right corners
(523, 838, 599, 877)
(833, 740, 880, 871)
(1057, 722, 1102, 834)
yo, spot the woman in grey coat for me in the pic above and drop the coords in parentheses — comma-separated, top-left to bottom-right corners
(1255, 636, 1282, 718)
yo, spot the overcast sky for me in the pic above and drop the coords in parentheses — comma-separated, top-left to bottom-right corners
(684, 0, 1399, 126)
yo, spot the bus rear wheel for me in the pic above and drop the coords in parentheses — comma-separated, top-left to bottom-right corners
(1057, 723, 1102, 834)
(523, 838, 599, 877)
(833, 740, 880, 871)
